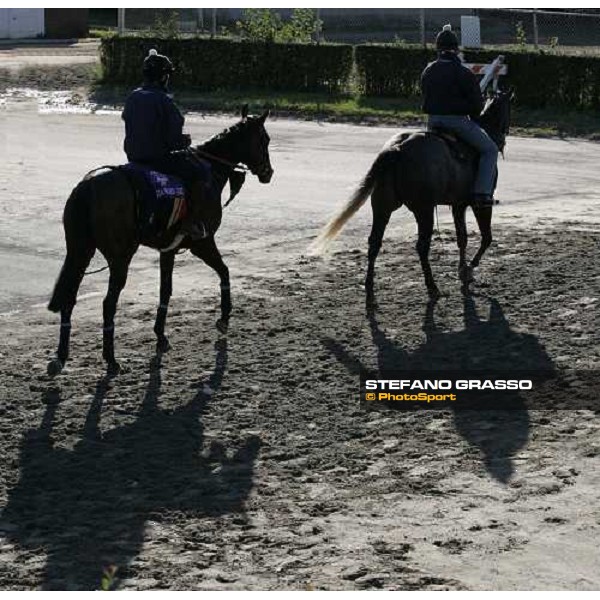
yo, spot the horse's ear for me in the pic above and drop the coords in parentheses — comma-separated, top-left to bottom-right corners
(259, 109, 270, 123)
(241, 104, 249, 120)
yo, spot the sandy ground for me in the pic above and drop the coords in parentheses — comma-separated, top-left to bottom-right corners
(0, 94, 599, 590)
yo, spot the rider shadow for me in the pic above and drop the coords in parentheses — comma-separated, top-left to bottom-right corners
(2, 340, 260, 590)
(323, 297, 555, 483)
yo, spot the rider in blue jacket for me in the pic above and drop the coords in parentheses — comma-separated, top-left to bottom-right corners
(122, 49, 209, 239)
(421, 25, 498, 207)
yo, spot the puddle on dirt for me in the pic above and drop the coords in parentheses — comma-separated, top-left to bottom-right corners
(0, 87, 119, 115)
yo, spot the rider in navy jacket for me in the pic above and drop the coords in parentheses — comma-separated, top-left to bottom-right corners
(123, 83, 189, 163)
(122, 49, 208, 239)
(421, 26, 498, 207)
(421, 50, 483, 119)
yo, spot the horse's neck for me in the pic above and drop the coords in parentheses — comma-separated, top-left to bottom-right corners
(481, 120, 495, 138)
(198, 137, 236, 193)
(479, 107, 503, 140)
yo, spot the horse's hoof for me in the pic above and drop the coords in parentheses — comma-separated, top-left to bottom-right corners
(428, 286, 441, 300)
(156, 336, 171, 354)
(216, 319, 229, 335)
(365, 294, 377, 312)
(106, 361, 125, 376)
(47, 357, 64, 377)
(459, 265, 474, 284)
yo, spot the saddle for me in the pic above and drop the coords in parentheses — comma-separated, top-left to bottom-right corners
(122, 164, 190, 249)
(387, 130, 475, 164)
(427, 127, 479, 163)
(429, 127, 476, 163)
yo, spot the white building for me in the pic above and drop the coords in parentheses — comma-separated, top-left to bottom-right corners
(0, 8, 45, 39)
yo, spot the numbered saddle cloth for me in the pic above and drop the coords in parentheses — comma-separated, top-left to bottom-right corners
(123, 163, 189, 243)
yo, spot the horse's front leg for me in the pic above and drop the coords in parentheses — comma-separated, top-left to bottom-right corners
(154, 251, 176, 353)
(191, 237, 231, 334)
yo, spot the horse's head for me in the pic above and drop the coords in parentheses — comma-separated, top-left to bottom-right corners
(478, 89, 514, 155)
(234, 104, 273, 183)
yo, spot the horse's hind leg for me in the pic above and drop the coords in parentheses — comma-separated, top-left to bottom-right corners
(452, 203, 472, 293)
(415, 207, 440, 299)
(470, 205, 493, 270)
(154, 251, 176, 353)
(102, 256, 132, 374)
(191, 237, 231, 334)
(47, 249, 95, 376)
(365, 202, 391, 308)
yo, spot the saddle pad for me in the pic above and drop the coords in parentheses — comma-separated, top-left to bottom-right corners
(123, 163, 188, 240)
(429, 129, 473, 163)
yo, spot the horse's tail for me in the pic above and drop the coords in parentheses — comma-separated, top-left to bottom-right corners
(48, 179, 96, 313)
(310, 151, 392, 254)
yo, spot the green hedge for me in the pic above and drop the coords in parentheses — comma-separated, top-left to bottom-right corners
(464, 49, 600, 110)
(355, 44, 434, 98)
(356, 44, 600, 110)
(101, 37, 354, 93)
(102, 37, 600, 110)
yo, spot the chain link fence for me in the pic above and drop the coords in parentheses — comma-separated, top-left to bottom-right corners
(476, 9, 600, 51)
(91, 9, 600, 52)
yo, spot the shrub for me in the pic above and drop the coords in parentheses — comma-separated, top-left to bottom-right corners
(355, 44, 434, 97)
(236, 8, 321, 43)
(101, 36, 353, 93)
(355, 44, 600, 110)
(102, 37, 600, 110)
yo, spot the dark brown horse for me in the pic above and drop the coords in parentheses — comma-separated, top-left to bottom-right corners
(313, 90, 513, 305)
(48, 106, 273, 376)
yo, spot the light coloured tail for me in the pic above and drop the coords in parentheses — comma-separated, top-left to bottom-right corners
(310, 153, 386, 255)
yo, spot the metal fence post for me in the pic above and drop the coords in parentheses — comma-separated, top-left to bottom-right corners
(211, 8, 217, 38)
(533, 8, 539, 49)
(118, 8, 126, 35)
(315, 8, 322, 44)
(196, 8, 204, 33)
(420, 8, 426, 47)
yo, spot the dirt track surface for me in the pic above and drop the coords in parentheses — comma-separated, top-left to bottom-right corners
(0, 98, 599, 590)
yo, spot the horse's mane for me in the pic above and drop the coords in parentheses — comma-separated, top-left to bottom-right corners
(194, 118, 257, 152)
(478, 92, 511, 152)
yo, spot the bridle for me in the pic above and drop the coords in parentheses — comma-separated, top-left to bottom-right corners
(189, 118, 272, 179)
(190, 140, 272, 181)
(190, 147, 249, 173)
(185, 119, 273, 207)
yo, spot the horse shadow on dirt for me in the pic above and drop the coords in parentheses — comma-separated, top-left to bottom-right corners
(1, 339, 260, 590)
(323, 296, 556, 483)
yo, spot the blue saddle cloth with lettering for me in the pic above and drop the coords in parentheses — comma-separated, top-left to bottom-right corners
(123, 163, 188, 243)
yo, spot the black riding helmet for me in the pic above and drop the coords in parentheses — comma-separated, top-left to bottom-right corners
(436, 24, 459, 51)
(142, 48, 174, 80)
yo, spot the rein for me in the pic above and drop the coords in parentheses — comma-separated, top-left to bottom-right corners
(191, 148, 249, 173)
(187, 148, 249, 210)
